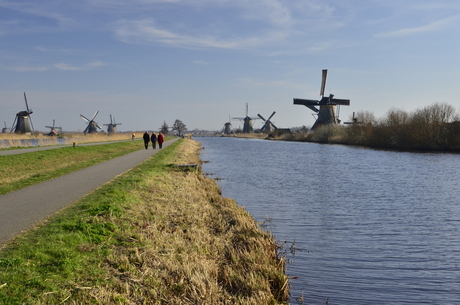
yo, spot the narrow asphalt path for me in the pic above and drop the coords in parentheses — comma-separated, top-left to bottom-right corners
(0, 138, 179, 245)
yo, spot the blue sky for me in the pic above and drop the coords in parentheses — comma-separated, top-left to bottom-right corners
(1, 0, 460, 132)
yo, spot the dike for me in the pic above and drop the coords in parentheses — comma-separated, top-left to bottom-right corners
(0, 138, 289, 304)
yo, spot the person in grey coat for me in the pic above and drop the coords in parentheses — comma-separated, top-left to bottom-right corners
(151, 132, 157, 149)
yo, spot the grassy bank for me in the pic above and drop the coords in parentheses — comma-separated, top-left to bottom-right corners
(280, 102, 460, 152)
(0, 141, 145, 196)
(0, 139, 288, 304)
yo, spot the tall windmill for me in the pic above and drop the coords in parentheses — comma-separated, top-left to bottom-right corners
(45, 119, 62, 136)
(232, 103, 259, 133)
(104, 114, 121, 134)
(80, 111, 102, 134)
(258, 111, 278, 133)
(293, 69, 350, 130)
(11, 92, 35, 134)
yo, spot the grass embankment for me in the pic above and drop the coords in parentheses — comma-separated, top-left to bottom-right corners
(0, 139, 288, 304)
(0, 141, 145, 196)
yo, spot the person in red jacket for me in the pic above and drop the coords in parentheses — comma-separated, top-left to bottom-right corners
(157, 132, 164, 149)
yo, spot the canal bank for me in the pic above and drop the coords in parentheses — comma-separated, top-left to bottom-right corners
(0, 138, 288, 304)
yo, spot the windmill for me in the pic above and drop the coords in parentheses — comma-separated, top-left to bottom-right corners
(293, 69, 350, 130)
(80, 111, 102, 134)
(45, 119, 62, 136)
(104, 114, 121, 134)
(2, 121, 10, 133)
(232, 103, 259, 133)
(222, 115, 232, 135)
(11, 92, 35, 134)
(258, 111, 278, 133)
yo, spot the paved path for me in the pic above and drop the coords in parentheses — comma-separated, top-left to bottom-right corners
(0, 138, 179, 244)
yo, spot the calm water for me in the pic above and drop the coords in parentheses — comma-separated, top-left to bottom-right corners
(197, 137, 460, 305)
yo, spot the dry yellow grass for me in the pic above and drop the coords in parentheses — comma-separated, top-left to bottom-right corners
(86, 139, 288, 304)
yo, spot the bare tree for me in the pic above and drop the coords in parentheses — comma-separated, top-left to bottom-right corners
(172, 119, 187, 136)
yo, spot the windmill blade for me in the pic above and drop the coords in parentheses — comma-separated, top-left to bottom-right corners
(96, 124, 102, 130)
(331, 98, 350, 106)
(91, 111, 99, 121)
(23, 92, 32, 114)
(267, 111, 276, 121)
(83, 125, 90, 134)
(320, 69, 327, 97)
(257, 114, 267, 121)
(293, 98, 320, 106)
(29, 115, 35, 134)
(80, 114, 90, 122)
(110, 114, 113, 124)
(10, 117, 17, 132)
(271, 122, 278, 130)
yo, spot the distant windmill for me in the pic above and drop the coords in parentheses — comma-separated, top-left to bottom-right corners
(104, 114, 121, 134)
(45, 119, 62, 136)
(232, 103, 259, 133)
(258, 111, 278, 133)
(223, 115, 232, 135)
(2, 121, 10, 133)
(11, 92, 35, 134)
(293, 69, 350, 130)
(80, 111, 102, 134)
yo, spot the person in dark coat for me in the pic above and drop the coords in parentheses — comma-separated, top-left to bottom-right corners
(151, 132, 157, 149)
(143, 131, 150, 149)
(158, 132, 164, 149)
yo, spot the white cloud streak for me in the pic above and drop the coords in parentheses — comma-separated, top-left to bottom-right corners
(374, 15, 460, 38)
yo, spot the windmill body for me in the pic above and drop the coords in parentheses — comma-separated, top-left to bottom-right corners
(80, 111, 102, 134)
(223, 122, 232, 134)
(293, 69, 350, 130)
(104, 115, 121, 134)
(258, 111, 278, 133)
(2, 122, 10, 133)
(11, 92, 35, 134)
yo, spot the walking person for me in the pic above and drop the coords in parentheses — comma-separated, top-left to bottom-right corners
(151, 132, 157, 149)
(143, 131, 150, 149)
(158, 132, 164, 149)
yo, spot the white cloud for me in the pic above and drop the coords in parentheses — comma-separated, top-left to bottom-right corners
(54, 61, 108, 70)
(374, 15, 460, 38)
(113, 18, 286, 49)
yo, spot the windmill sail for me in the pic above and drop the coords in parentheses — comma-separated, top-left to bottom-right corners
(293, 70, 350, 130)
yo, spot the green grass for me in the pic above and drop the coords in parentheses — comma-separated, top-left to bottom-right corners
(0, 141, 181, 304)
(0, 140, 157, 196)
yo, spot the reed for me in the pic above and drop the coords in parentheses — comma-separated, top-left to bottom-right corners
(0, 139, 288, 304)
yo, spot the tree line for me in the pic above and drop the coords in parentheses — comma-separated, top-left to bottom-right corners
(284, 102, 460, 151)
(160, 119, 187, 136)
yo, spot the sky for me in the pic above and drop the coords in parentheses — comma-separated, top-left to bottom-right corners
(1, 0, 460, 133)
